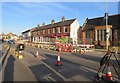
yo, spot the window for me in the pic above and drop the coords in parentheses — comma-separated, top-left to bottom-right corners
(38, 31, 40, 35)
(104, 29, 106, 41)
(100, 30, 102, 41)
(86, 31, 90, 38)
(64, 26, 68, 33)
(97, 30, 99, 41)
(39, 37, 40, 42)
(58, 27, 60, 33)
(48, 29, 50, 34)
(60, 27, 62, 33)
(43, 30, 45, 34)
(53, 28, 55, 33)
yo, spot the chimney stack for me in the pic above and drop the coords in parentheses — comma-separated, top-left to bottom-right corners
(51, 19, 55, 24)
(42, 22, 45, 27)
(62, 16, 65, 22)
(37, 24, 40, 28)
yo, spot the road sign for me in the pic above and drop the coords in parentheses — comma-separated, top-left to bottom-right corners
(16, 44, 25, 51)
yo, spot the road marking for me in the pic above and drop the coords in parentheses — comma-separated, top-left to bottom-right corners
(80, 66, 120, 82)
(41, 61, 71, 81)
(80, 67, 89, 73)
(58, 68, 67, 72)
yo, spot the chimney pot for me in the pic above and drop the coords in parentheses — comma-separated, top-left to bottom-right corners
(62, 16, 65, 22)
(37, 24, 40, 28)
(51, 19, 55, 24)
(42, 22, 45, 27)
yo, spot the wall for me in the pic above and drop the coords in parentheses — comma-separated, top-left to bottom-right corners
(70, 19, 80, 44)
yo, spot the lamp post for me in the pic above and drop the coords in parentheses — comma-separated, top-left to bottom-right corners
(106, 0, 109, 50)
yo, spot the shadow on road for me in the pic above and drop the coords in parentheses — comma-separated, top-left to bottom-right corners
(3, 55, 15, 81)
(2, 45, 11, 67)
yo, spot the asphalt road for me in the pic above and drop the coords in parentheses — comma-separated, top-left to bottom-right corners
(24, 44, 119, 78)
(2, 42, 120, 82)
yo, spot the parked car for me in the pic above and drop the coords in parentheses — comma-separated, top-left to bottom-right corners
(8, 40, 15, 44)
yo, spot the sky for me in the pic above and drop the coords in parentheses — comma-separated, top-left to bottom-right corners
(1, 1, 119, 35)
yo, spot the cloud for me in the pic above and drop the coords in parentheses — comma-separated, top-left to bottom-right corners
(20, 2, 71, 11)
(2, 2, 33, 16)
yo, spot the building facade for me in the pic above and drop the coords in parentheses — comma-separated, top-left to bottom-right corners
(22, 28, 35, 43)
(31, 17, 80, 44)
(81, 13, 120, 46)
(2, 33, 18, 41)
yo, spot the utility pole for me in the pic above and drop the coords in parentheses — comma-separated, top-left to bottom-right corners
(106, 0, 109, 50)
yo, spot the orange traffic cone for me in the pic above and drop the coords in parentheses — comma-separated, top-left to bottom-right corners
(105, 62, 112, 81)
(35, 51, 39, 58)
(56, 48, 61, 66)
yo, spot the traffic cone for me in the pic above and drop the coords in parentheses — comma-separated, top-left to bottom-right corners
(35, 51, 39, 58)
(56, 52, 61, 66)
(56, 48, 62, 66)
(105, 62, 112, 81)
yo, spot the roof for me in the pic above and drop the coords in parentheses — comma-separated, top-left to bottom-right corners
(33, 18, 76, 31)
(22, 29, 30, 34)
(82, 14, 120, 31)
(22, 28, 35, 34)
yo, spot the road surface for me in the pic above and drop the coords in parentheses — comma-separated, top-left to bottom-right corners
(1, 42, 120, 82)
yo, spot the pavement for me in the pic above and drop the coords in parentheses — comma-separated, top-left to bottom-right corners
(0, 43, 2, 82)
(2, 43, 37, 81)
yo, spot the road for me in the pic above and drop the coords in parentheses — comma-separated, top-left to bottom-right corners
(2, 42, 120, 82)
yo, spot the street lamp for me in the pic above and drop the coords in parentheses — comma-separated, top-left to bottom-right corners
(106, 0, 109, 50)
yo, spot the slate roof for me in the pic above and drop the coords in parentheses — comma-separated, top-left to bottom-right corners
(22, 29, 30, 34)
(82, 14, 120, 31)
(33, 18, 76, 31)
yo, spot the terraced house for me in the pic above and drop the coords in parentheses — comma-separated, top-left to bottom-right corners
(31, 17, 80, 44)
(81, 13, 120, 46)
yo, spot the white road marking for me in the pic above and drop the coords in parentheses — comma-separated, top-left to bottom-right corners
(80, 67, 89, 73)
(58, 68, 67, 72)
(41, 61, 71, 81)
(80, 66, 120, 82)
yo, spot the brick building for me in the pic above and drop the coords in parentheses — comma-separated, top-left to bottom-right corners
(80, 13, 120, 46)
(31, 17, 80, 44)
